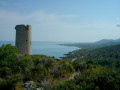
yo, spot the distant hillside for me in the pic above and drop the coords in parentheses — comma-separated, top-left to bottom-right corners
(63, 44, 120, 62)
(95, 38, 120, 43)
(60, 38, 120, 49)
(95, 39, 114, 43)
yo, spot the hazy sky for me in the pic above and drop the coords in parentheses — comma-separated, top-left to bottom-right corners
(0, 0, 120, 42)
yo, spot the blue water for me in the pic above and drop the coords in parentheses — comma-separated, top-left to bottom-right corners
(0, 41, 79, 59)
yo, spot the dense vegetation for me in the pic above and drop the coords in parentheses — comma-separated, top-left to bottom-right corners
(1, 44, 120, 90)
(63, 44, 120, 68)
(0, 44, 75, 90)
(54, 44, 120, 90)
(54, 68, 120, 90)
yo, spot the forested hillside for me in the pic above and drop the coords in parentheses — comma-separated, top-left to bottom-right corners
(64, 44, 120, 68)
(54, 44, 120, 90)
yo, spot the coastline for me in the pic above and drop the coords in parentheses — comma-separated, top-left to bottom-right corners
(0, 41, 80, 59)
(59, 48, 81, 59)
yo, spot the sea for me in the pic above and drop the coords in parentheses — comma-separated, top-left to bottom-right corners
(0, 41, 79, 59)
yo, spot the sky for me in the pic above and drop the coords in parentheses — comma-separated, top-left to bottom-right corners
(0, 0, 120, 42)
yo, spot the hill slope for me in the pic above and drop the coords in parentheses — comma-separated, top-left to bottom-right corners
(64, 44, 120, 61)
(60, 38, 120, 49)
(54, 44, 120, 90)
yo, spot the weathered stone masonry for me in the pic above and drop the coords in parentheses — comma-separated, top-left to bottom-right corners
(15, 24, 32, 55)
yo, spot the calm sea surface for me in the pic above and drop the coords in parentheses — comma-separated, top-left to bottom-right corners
(0, 41, 79, 59)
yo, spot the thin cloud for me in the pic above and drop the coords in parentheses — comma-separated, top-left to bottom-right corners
(0, 9, 118, 42)
(59, 14, 76, 18)
(0, 9, 76, 41)
(116, 17, 120, 21)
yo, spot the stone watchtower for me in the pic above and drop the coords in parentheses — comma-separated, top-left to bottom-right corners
(15, 24, 32, 55)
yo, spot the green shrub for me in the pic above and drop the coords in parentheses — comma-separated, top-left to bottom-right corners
(0, 74, 23, 90)
(1, 67, 11, 78)
(65, 62, 75, 73)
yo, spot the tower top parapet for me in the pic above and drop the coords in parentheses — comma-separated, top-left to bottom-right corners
(15, 24, 31, 31)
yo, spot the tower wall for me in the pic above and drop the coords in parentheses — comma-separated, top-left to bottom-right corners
(15, 24, 32, 55)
